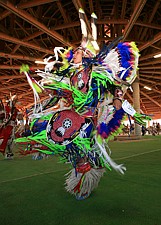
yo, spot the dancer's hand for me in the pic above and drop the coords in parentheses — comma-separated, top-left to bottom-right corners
(114, 164, 126, 175)
(133, 112, 151, 126)
(113, 98, 122, 110)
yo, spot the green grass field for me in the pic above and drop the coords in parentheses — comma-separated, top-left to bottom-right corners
(0, 136, 161, 225)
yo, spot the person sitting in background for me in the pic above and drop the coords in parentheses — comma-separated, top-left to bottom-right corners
(156, 122, 160, 135)
(141, 125, 147, 136)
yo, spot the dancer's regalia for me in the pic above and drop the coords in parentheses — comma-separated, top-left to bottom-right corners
(16, 9, 151, 200)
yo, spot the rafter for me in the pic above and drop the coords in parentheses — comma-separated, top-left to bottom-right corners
(121, 0, 127, 18)
(140, 83, 161, 95)
(0, 0, 74, 47)
(18, 91, 33, 99)
(0, 65, 44, 70)
(72, 0, 92, 33)
(140, 74, 161, 80)
(139, 59, 161, 66)
(140, 66, 161, 70)
(140, 98, 148, 114)
(0, 32, 53, 54)
(25, 95, 50, 109)
(140, 90, 161, 107)
(89, 0, 94, 14)
(139, 0, 160, 40)
(18, 0, 58, 9)
(56, 0, 78, 40)
(125, 91, 133, 103)
(0, 0, 59, 21)
(140, 77, 161, 85)
(0, 82, 29, 91)
(122, 0, 147, 41)
(11, 31, 44, 54)
(139, 70, 161, 74)
(0, 52, 42, 62)
(139, 31, 161, 51)
(0, 74, 39, 81)
(139, 50, 161, 61)
(52, 19, 161, 34)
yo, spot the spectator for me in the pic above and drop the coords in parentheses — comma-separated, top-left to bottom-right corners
(141, 125, 147, 136)
(156, 123, 160, 135)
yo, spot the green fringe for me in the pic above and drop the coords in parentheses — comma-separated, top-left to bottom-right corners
(91, 71, 113, 87)
(43, 80, 72, 91)
(15, 128, 93, 157)
(30, 114, 53, 130)
(15, 129, 66, 154)
(70, 71, 114, 112)
(72, 86, 93, 112)
(72, 136, 93, 152)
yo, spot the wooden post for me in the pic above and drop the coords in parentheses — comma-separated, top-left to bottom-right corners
(132, 77, 141, 136)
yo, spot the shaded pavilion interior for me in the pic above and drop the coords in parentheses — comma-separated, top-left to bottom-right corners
(0, 0, 161, 119)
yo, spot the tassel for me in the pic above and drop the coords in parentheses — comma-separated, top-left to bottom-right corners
(65, 167, 105, 200)
(20, 64, 43, 113)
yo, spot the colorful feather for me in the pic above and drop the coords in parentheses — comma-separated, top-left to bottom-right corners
(79, 8, 87, 38)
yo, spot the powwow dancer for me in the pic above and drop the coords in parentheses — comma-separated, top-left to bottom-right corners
(0, 94, 20, 159)
(16, 9, 151, 200)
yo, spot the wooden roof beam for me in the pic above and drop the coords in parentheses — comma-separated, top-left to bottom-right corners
(141, 105, 161, 110)
(0, 0, 74, 47)
(140, 74, 161, 80)
(0, 32, 53, 54)
(72, 0, 92, 34)
(0, 52, 42, 62)
(89, 0, 94, 14)
(12, 30, 44, 54)
(140, 98, 148, 114)
(56, 1, 78, 40)
(136, 21, 161, 30)
(139, 59, 161, 66)
(0, 0, 58, 21)
(139, 51, 161, 61)
(0, 91, 35, 101)
(53, 19, 128, 31)
(139, 66, 161, 70)
(151, 44, 161, 50)
(122, 0, 147, 41)
(140, 77, 160, 85)
(56, 1, 69, 22)
(139, 31, 161, 51)
(0, 65, 44, 70)
(25, 95, 49, 109)
(0, 87, 23, 94)
(0, 74, 39, 81)
(138, 0, 160, 40)
(0, 82, 29, 91)
(125, 91, 133, 103)
(18, 91, 33, 99)
(139, 70, 161, 74)
(17, 0, 58, 9)
(140, 90, 161, 108)
(140, 82, 161, 95)
(52, 19, 161, 32)
(121, 0, 127, 18)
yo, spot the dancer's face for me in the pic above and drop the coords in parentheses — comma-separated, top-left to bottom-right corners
(73, 49, 83, 64)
